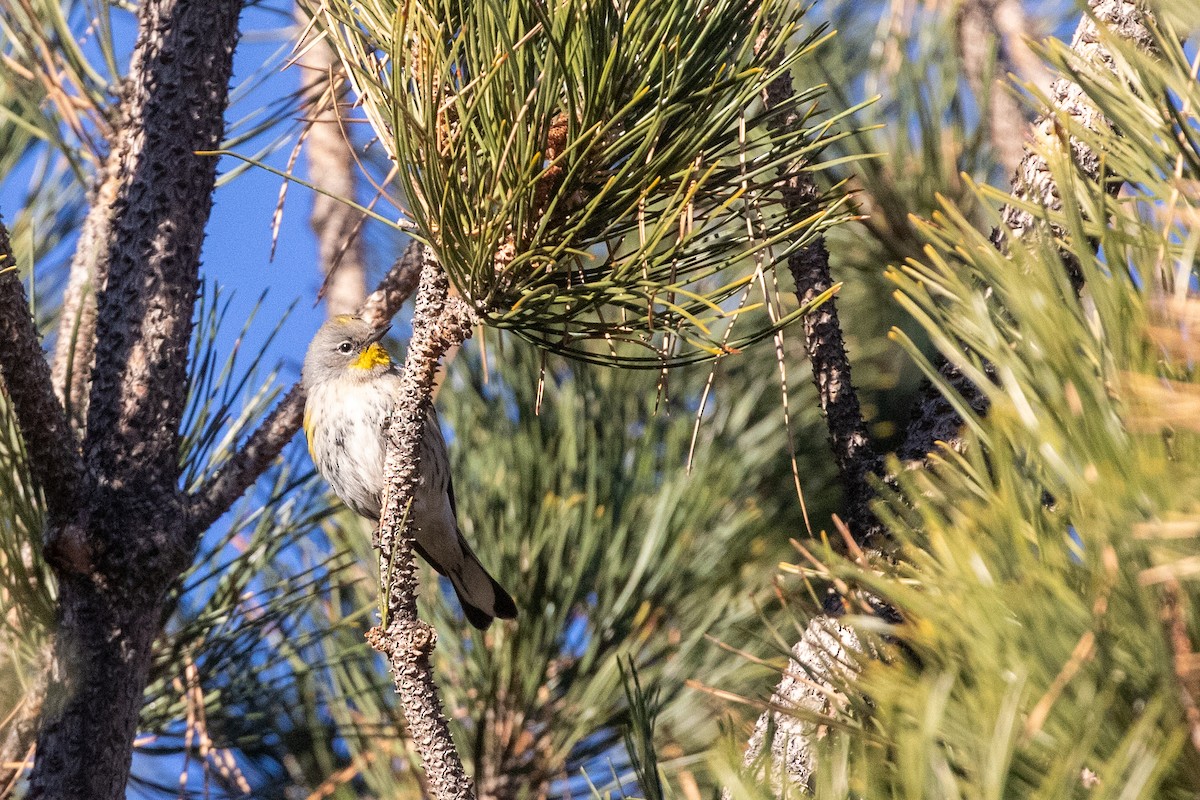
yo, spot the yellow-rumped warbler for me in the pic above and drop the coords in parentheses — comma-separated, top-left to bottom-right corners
(302, 314, 516, 629)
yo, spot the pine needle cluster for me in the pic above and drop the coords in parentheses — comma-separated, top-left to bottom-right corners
(749, 17, 1200, 799)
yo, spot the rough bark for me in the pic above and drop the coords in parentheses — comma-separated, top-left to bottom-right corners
(26, 1, 244, 797)
(996, 0, 1153, 249)
(764, 63, 883, 547)
(784, 231, 882, 545)
(0, 221, 75, 796)
(300, 30, 368, 316)
(368, 250, 476, 800)
(896, 360, 993, 463)
(48, 152, 123, 436)
(188, 241, 423, 533)
(740, 619, 860, 794)
(727, 46, 886, 800)
(0, 221, 83, 526)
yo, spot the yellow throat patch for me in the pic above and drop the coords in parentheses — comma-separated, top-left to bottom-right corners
(351, 343, 391, 371)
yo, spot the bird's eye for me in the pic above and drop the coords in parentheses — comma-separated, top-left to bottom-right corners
(337, 341, 354, 354)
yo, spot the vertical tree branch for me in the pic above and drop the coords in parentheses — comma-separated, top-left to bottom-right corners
(763, 66, 883, 545)
(367, 250, 475, 800)
(81, 1, 239, 503)
(997, 0, 1153, 249)
(299, 29, 368, 317)
(368, 250, 476, 800)
(28, 0, 244, 796)
(0, 219, 79, 796)
(903, 0, 1154, 462)
(730, 44, 885, 800)
(48, 153, 122, 435)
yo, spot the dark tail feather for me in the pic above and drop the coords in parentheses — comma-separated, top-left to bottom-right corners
(456, 579, 516, 629)
(415, 539, 517, 630)
(455, 567, 517, 630)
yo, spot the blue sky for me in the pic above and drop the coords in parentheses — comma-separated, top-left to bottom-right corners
(204, 5, 370, 390)
(0, 2, 393, 403)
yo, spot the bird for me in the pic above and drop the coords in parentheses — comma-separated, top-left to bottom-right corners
(302, 314, 517, 629)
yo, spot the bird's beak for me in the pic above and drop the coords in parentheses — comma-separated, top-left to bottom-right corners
(366, 324, 391, 345)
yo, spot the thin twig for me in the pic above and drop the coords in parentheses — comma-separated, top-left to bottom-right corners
(367, 249, 476, 800)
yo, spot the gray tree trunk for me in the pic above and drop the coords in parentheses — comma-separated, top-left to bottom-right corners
(24, 1, 244, 797)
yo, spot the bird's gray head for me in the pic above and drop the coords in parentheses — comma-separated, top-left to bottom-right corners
(302, 315, 393, 389)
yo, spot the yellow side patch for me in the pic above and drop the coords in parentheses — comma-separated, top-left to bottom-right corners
(350, 343, 391, 371)
(303, 407, 316, 461)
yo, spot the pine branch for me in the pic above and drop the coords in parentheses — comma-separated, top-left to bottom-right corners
(0, 218, 83, 525)
(739, 618, 861, 794)
(361, 240, 423, 327)
(368, 249, 476, 800)
(79, 2, 240, 510)
(730, 43, 884, 800)
(900, 0, 1154, 462)
(187, 241, 422, 535)
(786, 236, 882, 544)
(897, 361, 993, 462)
(743, 3, 1161, 795)
(997, 0, 1154, 253)
(48, 152, 122, 435)
(321, 0, 837, 367)
(763, 57, 883, 545)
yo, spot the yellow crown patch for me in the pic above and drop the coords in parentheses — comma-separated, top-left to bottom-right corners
(351, 343, 391, 371)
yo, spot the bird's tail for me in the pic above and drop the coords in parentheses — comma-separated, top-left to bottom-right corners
(416, 535, 517, 630)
